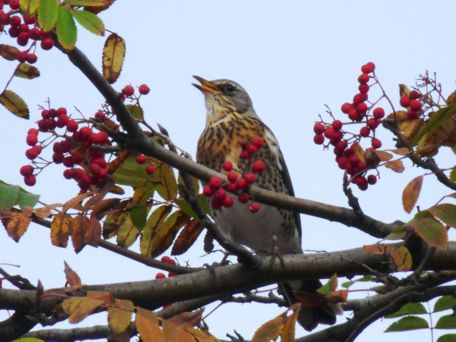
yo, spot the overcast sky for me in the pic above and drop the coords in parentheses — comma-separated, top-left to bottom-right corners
(1, 1, 456, 341)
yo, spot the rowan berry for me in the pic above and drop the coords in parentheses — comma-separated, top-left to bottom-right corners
(209, 176, 222, 189)
(249, 202, 260, 213)
(313, 122, 325, 134)
(138, 84, 150, 95)
(20, 165, 34, 176)
(252, 160, 266, 173)
(146, 164, 155, 174)
(136, 154, 147, 164)
(223, 160, 233, 172)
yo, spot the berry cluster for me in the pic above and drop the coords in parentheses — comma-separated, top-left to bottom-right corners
(313, 62, 384, 190)
(121, 83, 150, 99)
(203, 137, 265, 213)
(0, 0, 54, 64)
(135, 153, 156, 175)
(155, 256, 177, 279)
(399, 90, 423, 119)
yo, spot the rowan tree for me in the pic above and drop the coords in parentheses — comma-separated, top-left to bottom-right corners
(1, 1, 456, 342)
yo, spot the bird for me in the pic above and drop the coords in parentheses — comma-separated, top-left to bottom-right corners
(193, 76, 338, 331)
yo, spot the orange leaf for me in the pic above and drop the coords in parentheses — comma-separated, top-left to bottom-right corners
(328, 290, 348, 304)
(108, 299, 134, 334)
(363, 244, 388, 255)
(185, 327, 218, 341)
(64, 261, 82, 287)
(402, 176, 423, 213)
(391, 147, 411, 156)
(51, 213, 72, 247)
(411, 211, 448, 248)
(87, 290, 113, 304)
(136, 307, 164, 342)
(62, 296, 105, 323)
(280, 304, 300, 342)
(389, 246, 412, 271)
(171, 220, 204, 255)
(252, 312, 287, 342)
(63, 192, 93, 212)
(169, 310, 203, 328)
(373, 150, 393, 161)
(70, 214, 94, 253)
(385, 159, 405, 173)
(5, 211, 31, 241)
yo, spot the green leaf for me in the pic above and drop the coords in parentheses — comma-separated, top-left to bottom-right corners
(20, 0, 40, 15)
(0, 180, 40, 210)
(0, 89, 29, 119)
(317, 274, 337, 295)
(176, 194, 209, 220)
(113, 156, 159, 187)
(384, 225, 407, 240)
(13, 338, 45, 342)
(438, 334, 456, 342)
(385, 302, 427, 318)
(385, 316, 429, 332)
(125, 104, 143, 122)
(429, 204, 456, 228)
(434, 296, 456, 312)
(436, 315, 456, 329)
(140, 205, 172, 257)
(411, 105, 456, 147)
(38, 0, 60, 32)
(64, 0, 107, 5)
(130, 206, 148, 230)
(450, 168, 456, 182)
(112, 212, 140, 249)
(410, 210, 448, 248)
(156, 163, 177, 200)
(71, 9, 104, 35)
(56, 6, 77, 50)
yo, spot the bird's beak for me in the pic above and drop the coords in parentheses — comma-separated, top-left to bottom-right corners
(192, 75, 219, 95)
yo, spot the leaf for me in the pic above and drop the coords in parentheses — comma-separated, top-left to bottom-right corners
(363, 244, 388, 255)
(14, 63, 40, 79)
(125, 104, 144, 122)
(56, 6, 77, 50)
(385, 159, 405, 173)
(384, 225, 407, 240)
(136, 307, 164, 342)
(51, 213, 72, 247)
(402, 176, 423, 213)
(38, 0, 59, 32)
(373, 150, 393, 161)
(0, 89, 29, 119)
(410, 211, 448, 248)
(0, 181, 39, 210)
(4, 211, 32, 242)
(63, 192, 93, 212)
(386, 302, 427, 318)
(113, 156, 159, 187)
(450, 168, 456, 182)
(389, 246, 412, 271)
(64, 261, 82, 286)
(34, 203, 60, 218)
(156, 163, 177, 200)
(429, 204, 456, 228)
(438, 334, 456, 342)
(115, 212, 140, 248)
(108, 299, 134, 335)
(65, 0, 108, 5)
(280, 304, 300, 342)
(12, 338, 44, 342)
(0, 44, 19, 60)
(411, 105, 456, 147)
(171, 220, 204, 255)
(70, 214, 90, 253)
(130, 206, 148, 230)
(62, 296, 104, 323)
(87, 290, 113, 304)
(436, 315, 456, 329)
(71, 9, 105, 35)
(317, 274, 338, 295)
(252, 311, 287, 342)
(20, 0, 40, 15)
(102, 33, 125, 83)
(434, 296, 456, 312)
(391, 147, 411, 156)
(168, 310, 203, 328)
(385, 316, 429, 332)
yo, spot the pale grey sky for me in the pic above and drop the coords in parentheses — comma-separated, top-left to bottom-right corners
(1, 1, 456, 341)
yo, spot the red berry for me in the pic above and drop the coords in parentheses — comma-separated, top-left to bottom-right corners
(360, 126, 370, 137)
(26, 134, 38, 146)
(146, 164, 155, 175)
(371, 138, 382, 149)
(9, 15, 21, 26)
(67, 120, 78, 132)
(238, 193, 250, 203)
(211, 197, 223, 209)
(367, 174, 377, 185)
(25, 145, 42, 160)
(313, 122, 325, 134)
(313, 134, 324, 145)
(227, 171, 238, 183)
(122, 85, 134, 96)
(63, 169, 74, 179)
(373, 107, 385, 120)
(214, 188, 226, 200)
(407, 109, 419, 119)
(348, 109, 362, 121)
(209, 176, 222, 189)
(341, 103, 353, 114)
(29, 28, 42, 40)
(203, 184, 213, 197)
(161, 256, 176, 264)
(24, 174, 36, 186)
(17, 50, 27, 62)
(247, 144, 257, 154)
(24, 15, 36, 25)
(95, 110, 106, 120)
(399, 95, 410, 108)
(155, 273, 166, 280)
(223, 160, 233, 172)
(331, 120, 342, 131)
(356, 102, 368, 113)
(252, 160, 266, 173)
(40, 37, 54, 50)
(226, 183, 237, 193)
(20, 165, 34, 176)
(409, 100, 422, 112)
(358, 83, 370, 93)
(223, 196, 234, 207)
(361, 62, 376, 74)
(28, 128, 39, 136)
(336, 140, 347, 151)
(252, 136, 265, 148)
(9, 0, 20, 9)
(249, 202, 260, 213)
(357, 73, 370, 84)
(52, 152, 64, 164)
(244, 172, 257, 184)
(367, 118, 379, 130)
(91, 131, 109, 144)
(26, 53, 37, 64)
(235, 177, 247, 190)
(409, 90, 421, 100)
(136, 154, 147, 164)
(138, 84, 150, 95)
(240, 150, 250, 159)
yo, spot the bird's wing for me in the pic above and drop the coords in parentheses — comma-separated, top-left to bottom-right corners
(263, 125, 302, 238)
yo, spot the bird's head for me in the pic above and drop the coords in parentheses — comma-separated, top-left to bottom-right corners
(193, 76, 256, 123)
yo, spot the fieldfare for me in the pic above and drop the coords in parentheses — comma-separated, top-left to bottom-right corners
(194, 76, 337, 331)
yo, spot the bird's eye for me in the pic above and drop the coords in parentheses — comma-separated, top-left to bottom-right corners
(222, 84, 236, 93)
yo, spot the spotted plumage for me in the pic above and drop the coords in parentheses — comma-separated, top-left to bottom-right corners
(194, 76, 337, 331)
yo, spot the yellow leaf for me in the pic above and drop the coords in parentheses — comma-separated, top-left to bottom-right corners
(14, 63, 40, 79)
(62, 296, 105, 324)
(402, 176, 423, 213)
(115, 212, 140, 248)
(5, 211, 31, 242)
(136, 308, 164, 342)
(0, 89, 29, 119)
(280, 304, 300, 342)
(51, 213, 72, 247)
(102, 33, 125, 83)
(252, 312, 287, 342)
(156, 163, 178, 200)
(411, 211, 448, 249)
(108, 299, 134, 334)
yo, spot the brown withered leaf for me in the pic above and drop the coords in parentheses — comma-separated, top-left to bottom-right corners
(373, 150, 393, 161)
(351, 142, 366, 164)
(391, 147, 411, 156)
(86, 216, 102, 244)
(70, 214, 91, 253)
(51, 213, 72, 247)
(62, 296, 105, 324)
(4, 210, 32, 241)
(363, 244, 389, 255)
(84, 0, 115, 14)
(185, 327, 218, 342)
(108, 298, 134, 335)
(63, 192, 93, 212)
(102, 33, 126, 83)
(171, 220, 204, 255)
(64, 261, 82, 287)
(0, 44, 19, 60)
(34, 203, 61, 218)
(14, 63, 40, 79)
(169, 310, 203, 329)
(385, 159, 405, 173)
(389, 246, 412, 271)
(399, 119, 423, 144)
(91, 198, 121, 219)
(402, 176, 423, 213)
(136, 307, 164, 342)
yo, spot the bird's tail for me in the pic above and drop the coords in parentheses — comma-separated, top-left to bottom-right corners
(280, 279, 340, 331)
